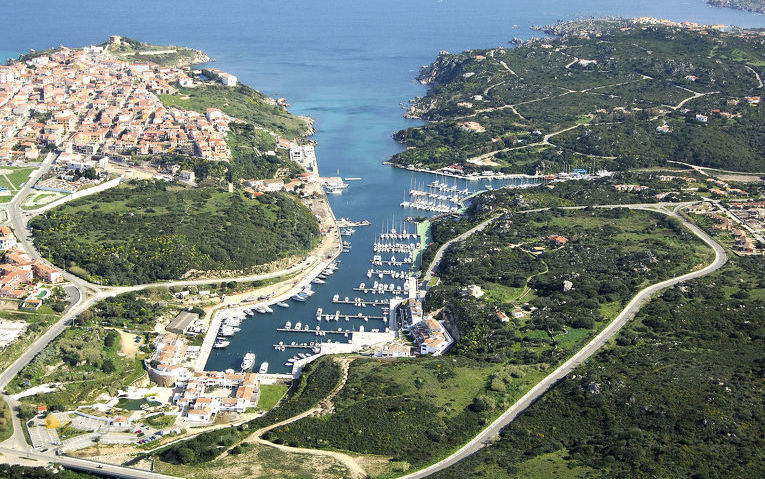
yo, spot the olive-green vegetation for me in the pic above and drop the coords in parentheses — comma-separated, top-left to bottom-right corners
(0, 464, 102, 479)
(89, 291, 170, 331)
(393, 22, 764, 174)
(155, 439, 352, 479)
(10, 326, 145, 414)
(30, 180, 319, 285)
(0, 398, 13, 442)
(265, 357, 542, 469)
(103, 36, 208, 67)
(262, 205, 713, 469)
(422, 169, 709, 268)
(431, 253, 764, 479)
(0, 300, 67, 372)
(154, 357, 341, 466)
(427, 208, 711, 361)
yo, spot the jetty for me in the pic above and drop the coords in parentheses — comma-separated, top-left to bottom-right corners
(331, 296, 390, 307)
(337, 218, 371, 228)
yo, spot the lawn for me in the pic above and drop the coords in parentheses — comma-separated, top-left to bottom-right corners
(257, 383, 288, 411)
(513, 450, 595, 479)
(145, 414, 177, 429)
(0, 167, 36, 191)
(116, 398, 162, 411)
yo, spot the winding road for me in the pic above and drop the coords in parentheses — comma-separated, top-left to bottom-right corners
(0, 148, 340, 477)
(401, 205, 727, 478)
(0, 151, 731, 479)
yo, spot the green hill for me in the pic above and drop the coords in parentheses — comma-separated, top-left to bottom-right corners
(30, 181, 320, 285)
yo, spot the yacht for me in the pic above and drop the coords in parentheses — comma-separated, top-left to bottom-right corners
(291, 293, 307, 302)
(263, 305, 274, 313)
(285, 321, 292, 329)
(316, 308, 323, 320)
(277, 302, 290, 308)
(241, 353, 256, 371)
(259, 362, 269, 374)
(213, 339, 230, 348)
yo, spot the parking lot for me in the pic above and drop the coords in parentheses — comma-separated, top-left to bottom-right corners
(28, 420, 60, 450)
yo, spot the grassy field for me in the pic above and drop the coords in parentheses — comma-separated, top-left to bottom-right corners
(22, 191, 63, 210)
(257, 383, 289, 411)
(145, 414, 177, 429)
(265, 358, 546, 474)
(0, 167, 36, 191)
(155, 440, 352, 479)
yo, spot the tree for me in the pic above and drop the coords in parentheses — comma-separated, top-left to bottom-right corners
(101, 358, 116, 373)
(76, 310, 94, 325)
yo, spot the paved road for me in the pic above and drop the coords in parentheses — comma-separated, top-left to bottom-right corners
(402, 207, 727, 479)
(423, 212, 504, 279)
(0, 446, 177, 478)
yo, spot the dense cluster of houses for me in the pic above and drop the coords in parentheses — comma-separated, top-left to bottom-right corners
(399, 298, 453, 356)
(689, 202, 762, 255)
(0, 226, 62, 300)
(175, 370, 259, 422)
(0, 43, 236, 163)
(614, 184, 649, 193)
(147, 332, 259, 422)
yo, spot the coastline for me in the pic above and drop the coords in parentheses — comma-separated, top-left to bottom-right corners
(382, 160, 542, 181)
(196, 145, 343, 371)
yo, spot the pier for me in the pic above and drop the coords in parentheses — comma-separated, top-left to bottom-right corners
(317, 313, 386, 320)
(273, 343, 318, 349)
(277, 327, 357, 335)
(331, 297, 390, 307)
(337, 218, 370, 228)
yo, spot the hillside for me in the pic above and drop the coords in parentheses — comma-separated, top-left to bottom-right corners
(101, 35, 210, 67)
(29, 181, 320, 285)
(708, 0, 765, 14)
(392, 20, 764, 175)
(262, 196, 713, 472)
(430, 253, 764, 479)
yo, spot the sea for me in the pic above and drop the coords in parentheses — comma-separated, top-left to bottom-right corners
(1, 0, 763, 373)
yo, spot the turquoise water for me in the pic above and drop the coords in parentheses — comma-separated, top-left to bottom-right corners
(2, 1, 763, 373)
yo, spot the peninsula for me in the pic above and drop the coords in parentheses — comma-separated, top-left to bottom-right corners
(0, 35, 344, 478)
(392, 18, 764, 177)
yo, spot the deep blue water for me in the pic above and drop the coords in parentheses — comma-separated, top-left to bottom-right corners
(2, 1, 763, 373)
